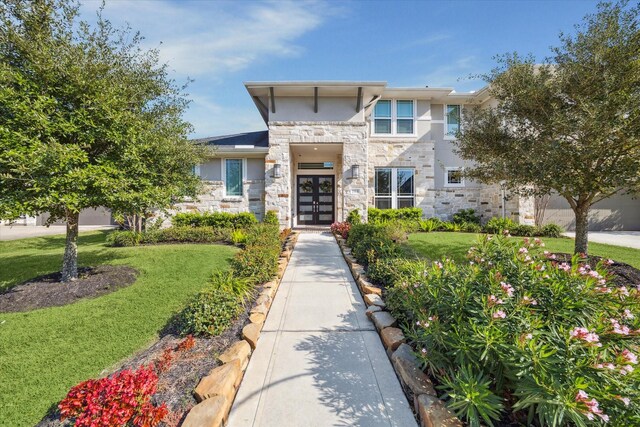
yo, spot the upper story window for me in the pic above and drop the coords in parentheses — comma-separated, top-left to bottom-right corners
(374, 167, 415, 209)
(373, 100, 415, 135)
(445, 104, 461, 138)
(445, 167, 464, 187)
(224, 159, 244, 196)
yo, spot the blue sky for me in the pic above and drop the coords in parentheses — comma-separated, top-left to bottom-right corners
(82, 0, 600, 138)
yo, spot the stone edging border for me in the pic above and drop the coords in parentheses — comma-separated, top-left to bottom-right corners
(181, 231, 299, 427)
(333, 233, 463, 427)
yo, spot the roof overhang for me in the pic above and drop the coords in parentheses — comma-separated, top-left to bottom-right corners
(245, 81, 388, 124)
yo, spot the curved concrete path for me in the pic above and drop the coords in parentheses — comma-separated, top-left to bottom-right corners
(228, 232, 417, 427)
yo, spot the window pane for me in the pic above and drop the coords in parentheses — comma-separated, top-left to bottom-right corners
(374, 100, 391, 117)
(446, 105, 460, 135)
(447, 169, 463, 184)
(375, 168, 392, 195)
(225, 159, 243, 196)
(397, 119, 413, 134)
(375, 198, 392, 209)
(396, 100, 413, 118)
(375, 119, 391, 134)
(397, 169, 414, 196)
(397, 198, 414, 208)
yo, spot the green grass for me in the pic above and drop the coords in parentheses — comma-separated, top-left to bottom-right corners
(406, 232, 640, 269)
(0, 231, 237, 426)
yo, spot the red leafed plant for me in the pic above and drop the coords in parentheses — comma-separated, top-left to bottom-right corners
(176, 334, 196, 352)
(330, 221, 351, 239)
(155, 348, 175, 373)
(58, 365, 167, 427)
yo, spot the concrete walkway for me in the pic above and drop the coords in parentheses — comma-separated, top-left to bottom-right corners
(228, 232, 417, 427)
(562, 231, 640, 250)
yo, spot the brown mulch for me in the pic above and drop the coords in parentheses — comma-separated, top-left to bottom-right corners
(550, 252, 640, 288)
(0, 265, 138, 313)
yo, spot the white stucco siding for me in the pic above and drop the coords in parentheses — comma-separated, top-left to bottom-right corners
(270, 97, 364, 122)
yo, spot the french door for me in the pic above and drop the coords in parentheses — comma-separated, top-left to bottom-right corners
(296, 175, 335, 225)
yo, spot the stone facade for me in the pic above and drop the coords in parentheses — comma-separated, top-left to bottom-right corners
(267, 121, 369, 227)
(174, 180, 265, 219)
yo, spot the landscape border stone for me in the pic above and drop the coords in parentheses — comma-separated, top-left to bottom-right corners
(181, 231, 299, 427)
(331, 230, 463, 427)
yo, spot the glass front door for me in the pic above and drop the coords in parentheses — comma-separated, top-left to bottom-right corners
(296, 175, 335, 225)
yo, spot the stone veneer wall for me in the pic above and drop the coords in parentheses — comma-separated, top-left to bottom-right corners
(173, 180, 265, 219)
(367, 138, 436, 217)
(267, 121, 369, 227)
(431, 185, 535, 225)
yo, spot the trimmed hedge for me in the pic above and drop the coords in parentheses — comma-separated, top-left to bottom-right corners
(230, 224, 281, 284)
(368, 207, 422, 223)
(172, 212, 258, 229)
(106, 226, 231, 247)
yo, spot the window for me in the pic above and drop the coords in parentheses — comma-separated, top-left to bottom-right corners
(445, 167, 464, 187)
(375, 168, 415, 208)
(298, 162, 334, 170)
(224, 159, 243, 196)
(373, 100, 415, 135)
(445, 104, 461, 137)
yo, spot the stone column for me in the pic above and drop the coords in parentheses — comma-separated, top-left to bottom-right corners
(342, 134, 369, 222)
(265, 129, 291, 228)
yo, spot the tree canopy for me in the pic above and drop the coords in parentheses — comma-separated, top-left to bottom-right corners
(0, 0, 205, 280)
(455, 1, 640, 254)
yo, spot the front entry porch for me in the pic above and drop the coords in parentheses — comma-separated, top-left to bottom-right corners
(296, 175, 335, 225)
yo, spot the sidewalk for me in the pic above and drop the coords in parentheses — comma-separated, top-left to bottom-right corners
(228, 232, 417, 427)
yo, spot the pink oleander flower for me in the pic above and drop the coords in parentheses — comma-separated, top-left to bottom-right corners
(610, 318, 631, 335)
(534, 238, 542, 245)
(518, 247, 528, 254)
(598, 278, 607, 285)
(619, 286, 630, 297)
(595, 286, 612, 293)
(524, 255, 532, 262)
(618, 396, 631, 406)
(421, 348, 427, 354)
(522, 296, 538, 305)
(500, 282, 514, 297)
(559, 262, 571, 271)
(576, 392, 609, 423)
(525, 333, 533, 340)
(434, 261, 443, 269)
(488, 295, 504, 306)
(624, 309, 634, 319)
(620, 365, 634, 375)
(605, 259, 615, 265)
(576, 390, 589, 401)
(492, 310, 506, 319)
(621, 349, 637, 365)
(570, 327, 601, 346)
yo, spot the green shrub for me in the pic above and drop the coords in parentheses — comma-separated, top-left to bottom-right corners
(172, 212, 258, 229)
(263, 210, 279, 226)
(346, 208, 362, 225)
(387, 235, 640, 426)
(367, 257, 430, 287)
(418, 218, 442, 232)
(461, 222, 482, 233)
(510, 224, 537, 236)
(347, 223, 402, 265)
(231, 229, 248, 246)
(210, 270, 255, 303)
(231, 224, 280, 284)
(368, 207, 422, 223)
(452, 208, 481, 225)
(440, 221, 463, 232)
(177, 287, 243, 337)
(483, 217, 517, 234)
(541, 222, 564, 238)
(106, 227, 230, 247)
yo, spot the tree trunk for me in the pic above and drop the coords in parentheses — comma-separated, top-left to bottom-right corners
(61, 211, 80, 282)
(573, 204, 590, 255)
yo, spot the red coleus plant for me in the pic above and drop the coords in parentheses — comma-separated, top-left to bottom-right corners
(176, 334, 196, 352)
(59, 365, 167, 427)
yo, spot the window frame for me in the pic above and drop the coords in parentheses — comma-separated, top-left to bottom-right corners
(444, 166, 464, 188)
(444, 104, 462, 140)
(374, 167, 415, 208)
(372, 99, 416, 137)
(221, 158, 246, 197)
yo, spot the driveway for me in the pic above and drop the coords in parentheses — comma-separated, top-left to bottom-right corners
(0, 225, 116, 241)
(562, 231, 640, 250)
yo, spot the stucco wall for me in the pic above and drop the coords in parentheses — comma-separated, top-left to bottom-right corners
(270, 97, 365, 122)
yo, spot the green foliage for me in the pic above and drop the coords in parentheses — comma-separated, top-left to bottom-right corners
(346, 223, 402, 265)
(453, 209, 481, 225)
(510, 224, 537, 237)
(105, 227, 230, 247)
(455, 2, 640, 254)
(368, 207, 422, 223)
(418, 218, 442, 232)
(542, 223, 564, 238)
(387, 235, 640, 426)
(484, 217, 518, 234)
(176, 287, 243, 337)
(367, 257, 430, 287)
(0, 1, 204, 279)
(230, 229, 248, 246)
(172, 212, 258, 229)
(209, 270, 255, 303)
(230, 224, 280, 284)
(346, 209, 362, 225)
(461, 222, 483, 233)
(263, 210, 279, 226)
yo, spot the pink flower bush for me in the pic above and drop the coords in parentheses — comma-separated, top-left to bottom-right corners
(492, 310, 506, 319)
(570, 327, 602, 346)
(500, 281, 514, 297)
(576, 391, 609, 422)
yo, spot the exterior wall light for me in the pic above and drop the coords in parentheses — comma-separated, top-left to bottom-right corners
(273, 163, 282, 178)
(350, 164, 360, 180)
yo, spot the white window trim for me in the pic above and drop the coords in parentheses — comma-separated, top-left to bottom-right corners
(372, 99, 417, 137)
(444, 104, 462, 140)
(194, 164, 201, 177)
(444, 167, 465, 188)
(374, 167, 415, 208)
(221, 158, 247, 198)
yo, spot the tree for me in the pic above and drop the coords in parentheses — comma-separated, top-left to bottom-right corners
(455, 1, 640, 255)
(0, 0, 204, 281)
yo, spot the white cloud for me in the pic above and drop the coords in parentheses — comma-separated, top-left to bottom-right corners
(85, 0, 335, 78)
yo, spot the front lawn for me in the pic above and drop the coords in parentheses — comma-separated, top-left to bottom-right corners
(406, 232, 640, 269)
(0, 231, 236, 426)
